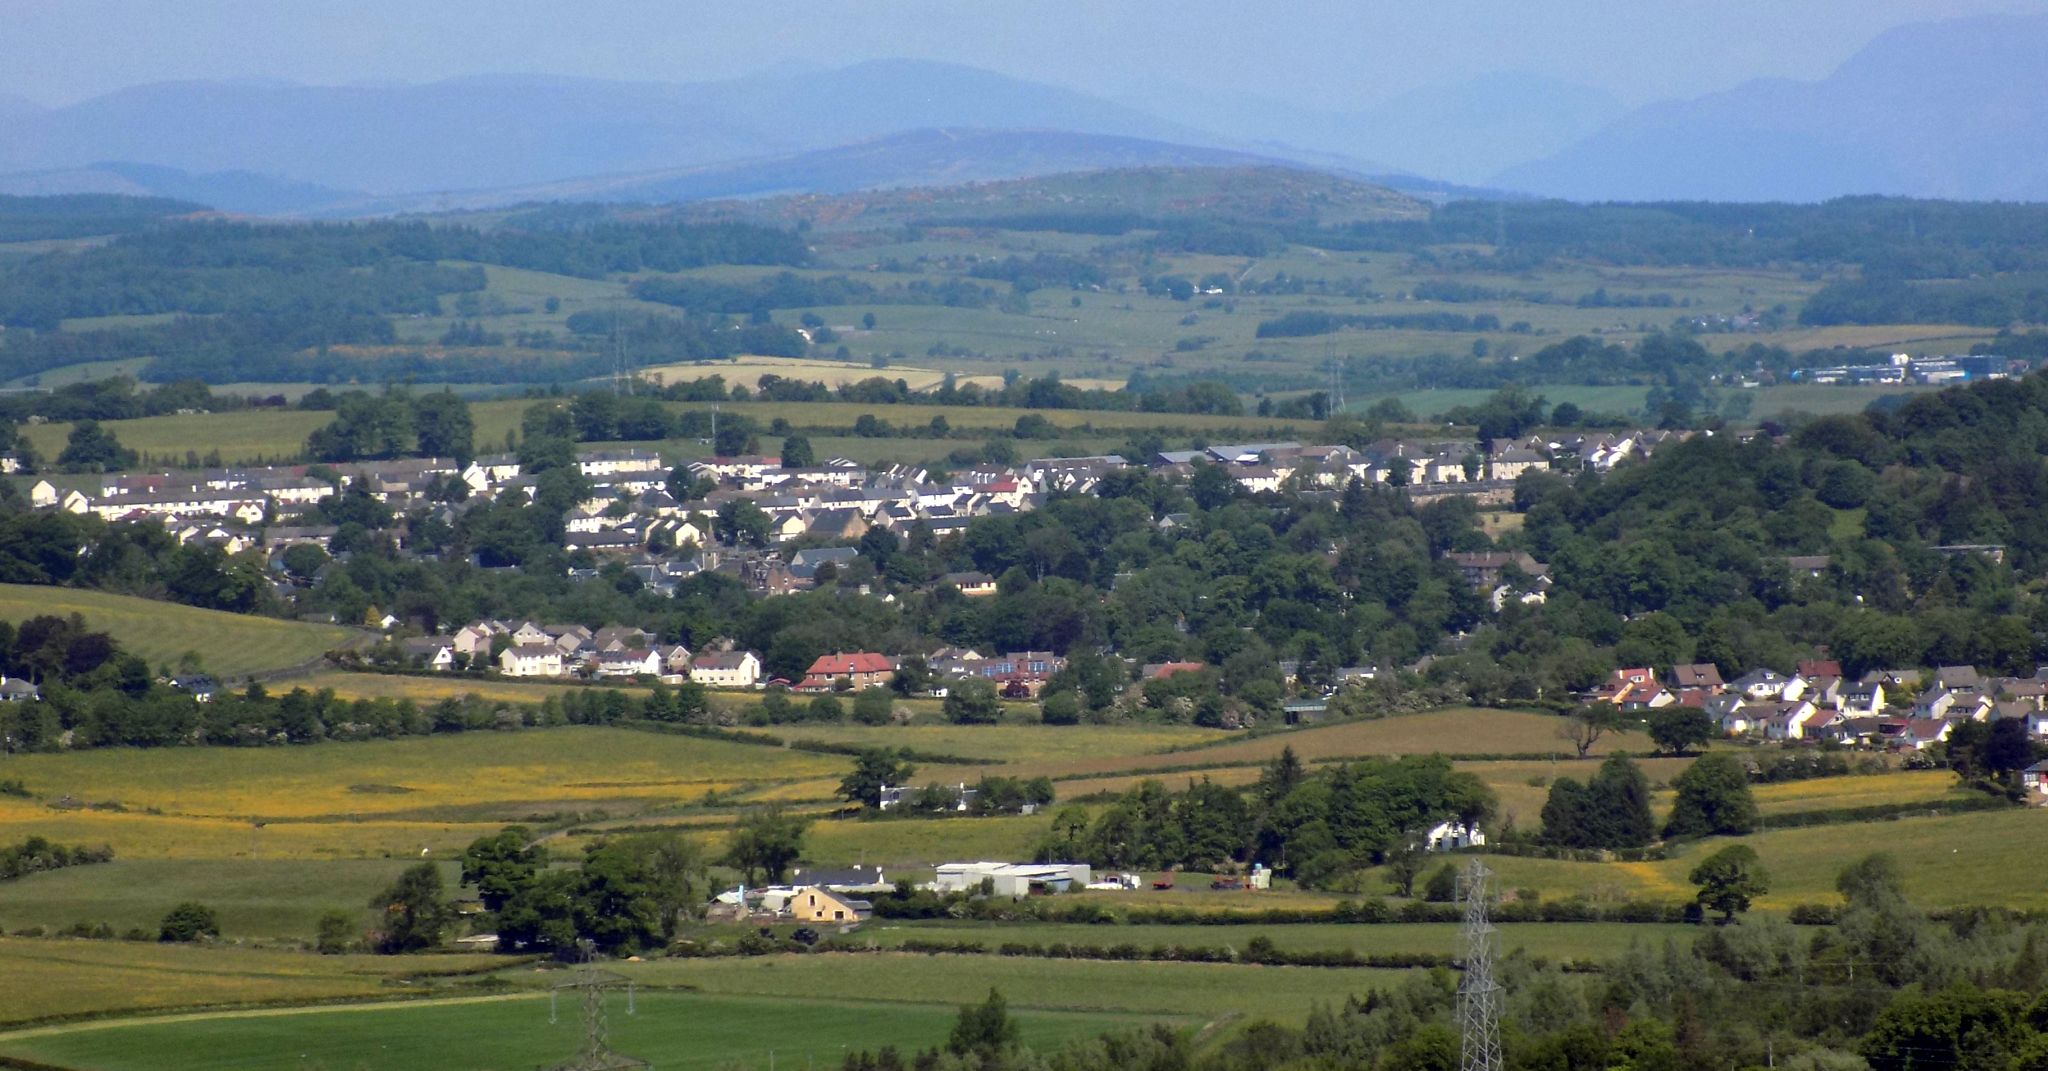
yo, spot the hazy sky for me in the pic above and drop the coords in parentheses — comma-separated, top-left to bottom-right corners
(2, 0, 2037, 107)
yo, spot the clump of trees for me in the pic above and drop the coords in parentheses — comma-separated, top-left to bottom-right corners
(1035, 751, 1492, 888)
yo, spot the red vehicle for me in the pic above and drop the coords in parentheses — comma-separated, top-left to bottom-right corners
(1151, 871, 1176, 890)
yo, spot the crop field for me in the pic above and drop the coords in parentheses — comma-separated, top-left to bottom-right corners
(761, 723, 1229, 765)
(0, 727, 844, 858)
(0, 585, 359, 679)
(765, 812, 1055, 870)
(0, 937, 488, 1026)
(639, 355, 1013, 392)
(0, 990, 1157, 1071)
(1749, 770, 1965, 816)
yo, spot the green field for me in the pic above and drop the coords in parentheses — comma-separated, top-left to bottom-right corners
(601, 952, 1405, 1022)
(1425, 808, 2048, 911)
(0, 990, 1156, 1071)
(0, 584, 360, 679)
(865, 919, 1694, 963)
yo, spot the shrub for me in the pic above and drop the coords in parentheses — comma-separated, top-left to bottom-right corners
(158, 902, 221, 943)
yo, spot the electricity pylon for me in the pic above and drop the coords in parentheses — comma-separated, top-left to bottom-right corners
(548, 941, 648, 1071)
(1456, 859, 1503, 1071)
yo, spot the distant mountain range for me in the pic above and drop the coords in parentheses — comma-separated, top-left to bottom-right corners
(1, 13, 2046, 212)
(1498, 13, 2048, 202)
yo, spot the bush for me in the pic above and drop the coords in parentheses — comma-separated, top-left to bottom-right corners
(158, 902, 221, 943)
(1422, 863, 1460, 903)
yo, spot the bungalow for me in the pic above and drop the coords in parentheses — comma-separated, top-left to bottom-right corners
(1731, 669, 1799, 702)
(1142, 661, 1207, 681)
(939, 571, 998, 597)
(1897, 718, 1952, 751)
(2023, 760, 2048, 799)
(400, 637, 456, 671)
(799, 652, 895, 692)
(499, 644, 564, 678)
(0, 676, 39, 703)
(786, 887, 871, 925)
(691, 650, 762, 689)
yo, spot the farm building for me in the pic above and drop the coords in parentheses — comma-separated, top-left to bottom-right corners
(933, 861, 1092, 897)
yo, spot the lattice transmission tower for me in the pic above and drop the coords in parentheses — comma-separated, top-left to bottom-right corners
(1456, 859, 1503, 1071)
(547, 941, 648, 1071)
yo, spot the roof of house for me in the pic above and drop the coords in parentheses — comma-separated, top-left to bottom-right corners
(806, 652, 894, 676)
(693, 651, 758, 670)
(1671, 663, 1724, 688)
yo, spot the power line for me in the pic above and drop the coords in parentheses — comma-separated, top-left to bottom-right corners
(1458, 859, 1504, 1071)
(549, 940, 648, 1071)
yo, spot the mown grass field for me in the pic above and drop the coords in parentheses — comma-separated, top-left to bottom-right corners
(0, 585, 359, 679)
(0, 937, 488, 1026)
(991, 708, 1652, 782)
(19, 409, 326, 467)
(0, 990, 1158, 1071)
(601, 952, 1407, 1022)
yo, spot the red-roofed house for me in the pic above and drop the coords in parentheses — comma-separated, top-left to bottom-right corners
(799, 652, 896, 692)
(1142, 662, 1207, 681)
(1591, 668, 1674, 710)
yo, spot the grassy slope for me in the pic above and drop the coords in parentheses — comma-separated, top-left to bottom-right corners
(0, 937, 486, 1026)
(0, 584, 357, 679)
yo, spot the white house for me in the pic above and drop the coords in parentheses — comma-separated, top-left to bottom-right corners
(498, 643, 564, 678)
(691, 650, 762, 689)
(1424, 820, 1486, 851)
(594, 648, 661, 678)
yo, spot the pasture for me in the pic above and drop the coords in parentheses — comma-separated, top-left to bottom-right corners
(0, 584, 359, 679)
(0, 990, 1160, 1071)
(865, 919, 1696, 963)
(1424, 808, 2048, 911)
